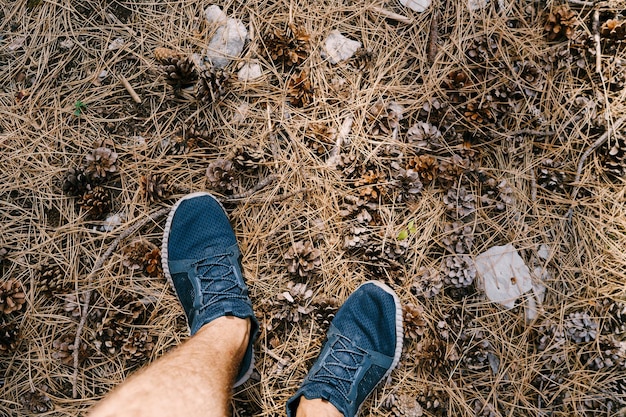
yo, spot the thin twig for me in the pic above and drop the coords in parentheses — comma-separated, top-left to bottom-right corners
(568, 0, 595, 6)
(530, 164, 538, 203)
(327, 116, 353, 168)
(71, 207, 170, 398)
(119, 75, 142, 104)
(370, 6, 413, 24)
(592, 9, 602, 74)
(245, 187, 308, 204)
(427, 11, 439, 64)
(567, 117, 625, 221)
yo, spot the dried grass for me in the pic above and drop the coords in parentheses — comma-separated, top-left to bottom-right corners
(1, 0, 626, 415)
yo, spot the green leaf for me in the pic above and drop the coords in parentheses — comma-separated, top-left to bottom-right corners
(408, 220, 416, 234)
(397, 229, 409, 241)
(73, 101, 86, 116)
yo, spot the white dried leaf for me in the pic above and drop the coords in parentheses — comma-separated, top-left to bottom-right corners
(237, 62, 262, 81)
(108, 38, 125, 50)
(475, 244, 532, 309)
(399, 0, 431, 13)
(468, 0, 489, 11)
(203, 6, 247, 68)
(322, 30, 361, 64)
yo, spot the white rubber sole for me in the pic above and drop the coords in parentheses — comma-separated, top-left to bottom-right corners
(160, 192, 255, 388)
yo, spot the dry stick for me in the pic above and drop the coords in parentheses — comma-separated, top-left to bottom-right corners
(225, 174, 279, 201)
(370, 6, 413, 24)
(592, 9, 602, 74)
(119, 75, 142, 104)
(567, 117, 625, 221)
(568, 0, 595, 6)
(427, 11, 439, 64)
(71, 206, 170, 398)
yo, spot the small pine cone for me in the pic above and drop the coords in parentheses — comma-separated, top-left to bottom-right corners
(122, 329, 154, 364)
(403, 303, 427, 341)
(513, 60, 544, 97)
(287, 70, 314, 107)
(62, 294, 84, 318)
(417, 387, 447, 413)
(565, 311, 598, 343)
(343, 226, 371, 250)
(284, 241, 322, 280)
(84, 140, 118, 180)
(535, 319, 567, 368)
(0, 316, 21, 353)
(392, 168, 423, 203)
(537, 159, 568, 192)
(465, 35, 498, 63)
(419, 96, 448, 123)
(544, 5, 578, 41)
(304, 123, 337, 155)
(406, 122, 444, 152)
(143, 248, 163, 278)
(38, 262, 69, 296)
(415, 339, 449, 368)
(313, 296, 339, 328)
(479, 177, 511, 211)
(596, 299, 626, 336)
(79, 186, 111, 219)
(463, 102, 494, 124)
(407, 155, 438, 184)
(0, 279, 26, 314)
(263, 24, 310, 68)
(336, 152, 360, 179)
(381, 392, 422, 417)
(443, 186, 475, 219)
(412, 266, 443, 299)
(140, 173, 170, 204)
(169, 135, 198, 155)
(348, 47, 375, 71)
(206, 159, 238, 193)
(61, 167, 93, 196)
(232, 145, 265, 170)
(463, 336, 492, 370)
(197, 68, 231, 103)
(438, 154, 469, 188)
(154, 48, 198, 89)
(366, 100, 404, 136)
(441, 255, 476, 288)
(441, 222, 474, 254)
(109, 294, 148, 326)
(354, 170, 387, 202)
(582, 335, 626, 371)
(601, 135, 626, 178)
(600, 19, 626, 40)
(274, 281, 315, 324)
(20, 385, 53, 414)
(52, 333, 90, 366)
(122, 239, 158, 271)
(95, 323, 127, 355)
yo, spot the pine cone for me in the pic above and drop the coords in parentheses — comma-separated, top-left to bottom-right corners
(512, 60, 544, 97)
(403, 303, 427, 341)
(465, 35, 498, 63)
(78, 186, 111, 219)
(535, 319, 567, 369)
(122, 329, 154, 365)
(441, 222, 474, 254)
(601, 135, 626, 178)
(312, 296, 339, 328)
(354, 170, 387, 203)
(463, 102, 494, 124)
(438, 155, 469, 188)
(287, 70, 314, 107)
(473, 400, 497, 417)
(232, 145, 265, 170)
(443, 186, 475, 219)
(95, 295, 148, 355)
(84, 140, 118, 180)
(415, 339, 449, 368)
(284, 241, 321, 280)
(52, 333, 90, 366)
(197, 68, 231, 104)
(0, 279, 26, 314)
(601, 19, 626, 40)
(61, 167, 93, 196)
(38, 262, 69, 296)
(206, 159, 238, 193)
(20, 385, 52, 414)
(479, 177, 513, 211)
(412, 266, 443, 299)
(537, 159, 568, 192)
(381, 392, 423, 417)
(581, 335, 626, 371)
(417, 387, 447, 414)
(441, 255, 476, 288)
(263, 24, 310, 68)
(62, 293, 84, 318)
(366, 100, 404, 136)
(544, 5, 578, 41)
(154, 47, 198, 89)
(596, 298, 626, 336)
(407, 155, 438, 184)
(144, 248, 162, 278)
(0, 315, 20, 353)
(304, 123, 337, 155)
(122, 239, 158, 271)
(140, 173, 170, 204)
(406, 122, 444, 152)
(348, 47, 375, 71)
(392, 168, 423, 203)
(565, 311, 598, 343)
(343, 225, 372, 250)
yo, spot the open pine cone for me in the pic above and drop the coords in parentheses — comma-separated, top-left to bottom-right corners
(284, 241, 321, 280)
(78, 186, 111, 219)
(366, 100, 404, 136)
(52, 333, 90, 366)
(140, 173, 170, 204)
(601, 19, 626, 40)
(403, 303, 427, 341)
(544, 5, 578, 41)
(84, 139, 118, 180)
(154, 47, 198, 90)
(286, 70, 314, 107)
(407, 155, 438, 184)
(197, 68, 231, 104)
(0, 315, 20, 352)
(39, 261, 70, 296)
(263, 24, 310, 68)
(122, 329, 154, 365)
(122, 239, 158, 271)
(232, 145, 265, 170)
(62, 167, 94, 196)
(20, 385, 53, 414)
(601, 135, 626, 178)
(144, 248, 163, 278)
(412, 266, 443, 299)
(206, 159, 238, 193)
(0, 279, 26, 314)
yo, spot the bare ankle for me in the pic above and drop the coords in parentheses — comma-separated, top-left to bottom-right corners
(196, 316, 250, 355)
(296, 397, 343, 417)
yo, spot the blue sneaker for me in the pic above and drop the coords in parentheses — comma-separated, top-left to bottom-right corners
(286, 281, 403, 417)
(161, 192, 258, 388)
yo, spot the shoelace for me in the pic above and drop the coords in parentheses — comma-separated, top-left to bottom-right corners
(193, 253, 248, 311)
(308, 333, 368, 403)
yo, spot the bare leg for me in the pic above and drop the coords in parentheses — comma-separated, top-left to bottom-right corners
(90, 316, 250, 417)
(296, 398, 343, 417)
